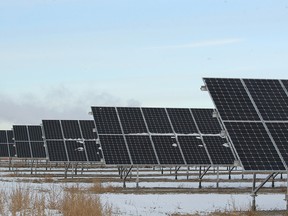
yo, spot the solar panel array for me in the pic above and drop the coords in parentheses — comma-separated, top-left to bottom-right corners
(13, 125, 46, 159)
(204, 78, 288, 171)
(91, 106, 235, 166)
(42, 120, 102, 162)
(0, 130, 16, 158)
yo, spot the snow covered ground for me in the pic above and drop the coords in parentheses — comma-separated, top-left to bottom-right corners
(0, 165, 287, 215)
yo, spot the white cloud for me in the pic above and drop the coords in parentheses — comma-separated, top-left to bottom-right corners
(0, 87, 141, 129)
(146, 38, 243, 50)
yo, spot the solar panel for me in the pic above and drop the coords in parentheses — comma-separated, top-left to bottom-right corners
(65, 140, 88, 161)
(151, 135, 185, 165)
(244, 79, 288, 121)
(0, 130, 16, 158)
(61, 120, 82, 139)
(13, 125, 46, 159)
(204, 77, 288, 171)
(91, 107, 122, 134)
(142, 108, 173, 133)
(166, 108, 198, 134)
(266, 122, 288, 165)
(177, 135, 211, 165)
(79, 120, 98, 139)
(117, 107, 148, 134)
(191, 109, 222, 134)
(203, 136, 235, 165)
(45, 140, 68, 161)
(204, 78, 260, 121)
(42, 120, 101, 162)
(0, 144, 9, 158)
(125, 135, 158, 164)
(98, 135, 131, 165)
(91, 106, 236, 166)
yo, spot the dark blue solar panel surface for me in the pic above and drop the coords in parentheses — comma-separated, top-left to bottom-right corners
(46, 140, 68, 161)
(65, 140, 88, 161)
(13, 125, 46, 158)
(204, 78, 260, 121)
(177, 136, 211, 165)
(13, 125, 29, 141)
(43, 120, 101, 162)
(125, 135, 158, 164)
(117, 107, 148, 134)
(79, 120, 97, 139)
(224, 121, 285, 170)
(91, 107, 122, 134)
(99, 135, 131, 165)
(142, 108, 173, 133)
(61, 120, 82, 139)
(42, 120, 63, 140)
(191, 109, 222, 134)
(266, 123, 288, 166)
(244, 79, 288, 121)
(204, 78, 288, 171)
(203, 136, 235, 165)
(152, 135, 184, 165)
(0, 130, 15, 158)
(166, 108, 198, 134)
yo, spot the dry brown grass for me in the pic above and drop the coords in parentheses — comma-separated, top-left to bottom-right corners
(60, 184, 113, 216)
(0, 183, 113, 216)
(88, 180, 122, 193)
(9, 186, 31, 216)
(0, 189, 6, 215)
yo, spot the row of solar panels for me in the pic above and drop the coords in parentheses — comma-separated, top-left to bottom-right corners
(203, 78, 288, 171)
(0, 108, 236, 166)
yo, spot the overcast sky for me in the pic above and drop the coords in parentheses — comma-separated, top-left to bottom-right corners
(1, 0, 288, 129)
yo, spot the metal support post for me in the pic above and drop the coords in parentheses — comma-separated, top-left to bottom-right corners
(136, 166, 139, 189)
(216, 166, 220, 188)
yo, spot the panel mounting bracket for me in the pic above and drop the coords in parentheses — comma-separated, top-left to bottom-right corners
(200, 85, 208, 91)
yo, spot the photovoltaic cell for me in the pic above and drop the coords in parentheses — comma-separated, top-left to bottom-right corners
(166, 108, 198, 134)
(177, 136, 211, 165)
(152, 135, 184, 165)
(85, 141, 101, 161)
(224, 122, 285, 170)
(117, 107, 148, 134)
(203, 136, 235, 165)
(0, 131, 7, 143)
(244, 79, 288, 121)
(142, 108, 173, 133)
(46, 140, 68, 161)
(65, 140, 88, 161)
(28, 126, 43, 141)
(191, 109, 222, 134)
(99, 135, 131, 165)
(266, 123, 288, 165)
(0, 144, 9, 158)
(13, 125, 29, 141)
(125, 135, 158, 164)
(61, 120, 82, 139)
(42, 120, 63, 140)
(204, 78, 260, 121)
(30, 142, 46, 158)
(79, 120, 97, 139)
(91, 107, 122, 134)
(15, 141, 31, 158)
